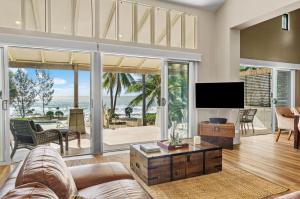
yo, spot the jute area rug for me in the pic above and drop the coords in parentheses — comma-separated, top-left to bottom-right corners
(65, 156, 288, 199)
(141, 164, 288, 199)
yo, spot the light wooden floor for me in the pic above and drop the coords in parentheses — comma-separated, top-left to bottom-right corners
(1, 133, 300, 194)
(224, 133, 300, 192)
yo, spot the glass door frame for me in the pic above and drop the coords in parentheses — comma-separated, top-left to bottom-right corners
(161, 60, 197, 140)
(0, 43, 98, 162)
(271, 68, 295, 133)
(0, 46, 10, 164)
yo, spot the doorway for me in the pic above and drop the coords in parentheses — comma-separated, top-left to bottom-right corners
(7, 47, 92, 161)
(101, 58, 192, 151)
(272, 69, 294, 132)
(0, 46, 9, 164)
(240, 65, 295, 136)
(167, 62, 189, 139)
(101, 54, 162, 152)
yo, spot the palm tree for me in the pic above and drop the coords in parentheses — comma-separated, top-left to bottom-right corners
(128, 73, 188, 127)
(127, 75, 161, 110)
(103, 72, 135, 121)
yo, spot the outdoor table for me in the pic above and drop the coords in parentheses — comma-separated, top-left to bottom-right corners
(58, 129, 81, 151)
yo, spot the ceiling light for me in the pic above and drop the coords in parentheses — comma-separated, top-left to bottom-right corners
(15, 21, 21, 25)
(119, 34, 123, 38)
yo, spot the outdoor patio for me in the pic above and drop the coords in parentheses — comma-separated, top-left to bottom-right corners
(8, 46, 163, 162)
(12, 125, 161, 162)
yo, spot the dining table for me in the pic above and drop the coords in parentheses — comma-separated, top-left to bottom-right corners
(293, 115, 300, 149)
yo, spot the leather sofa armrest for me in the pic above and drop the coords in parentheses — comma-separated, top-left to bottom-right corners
(69, 162, 133, 190)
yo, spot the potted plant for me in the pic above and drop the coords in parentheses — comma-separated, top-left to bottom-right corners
(169, 122, 181, 146)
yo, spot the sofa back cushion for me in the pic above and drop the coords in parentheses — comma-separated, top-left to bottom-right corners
(3, 182, 59, 199)
(16, 146, 78, 199)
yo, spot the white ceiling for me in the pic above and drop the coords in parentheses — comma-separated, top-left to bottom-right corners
(159, 0, 226, 11)
(8, 47, 161, 74)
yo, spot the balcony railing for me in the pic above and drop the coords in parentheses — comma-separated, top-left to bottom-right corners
(0, 0, 197, 49)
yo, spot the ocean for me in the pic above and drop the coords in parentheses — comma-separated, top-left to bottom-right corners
(10, 96, 157, 118)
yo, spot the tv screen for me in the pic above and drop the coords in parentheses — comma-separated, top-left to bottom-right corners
(195, 82, 244, 108)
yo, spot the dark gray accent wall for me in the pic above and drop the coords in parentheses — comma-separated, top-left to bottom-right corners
(241, 9, 300, 64)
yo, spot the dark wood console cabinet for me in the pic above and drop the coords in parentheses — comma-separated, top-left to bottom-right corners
(199, 122, 235, 149)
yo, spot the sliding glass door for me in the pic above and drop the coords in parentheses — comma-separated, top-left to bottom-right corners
(7, 47, 92, 160)
(0, 47, 9, 163)
(273, 70, 292, 107)
(101, 55, 162, 152)
(100, 59, 192, 151)
(272, 69, 294, 132)
(167, 62, 189, 139)
(0, 47, 4, 162)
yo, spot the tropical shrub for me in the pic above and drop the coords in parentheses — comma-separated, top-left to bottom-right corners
(145, 113, 156, 125)
(46, 111, 54, 119)
(14, 118, 30, 121)
(125, 107, 133, 118)
(55, 111, 64, 118)
(108, 109, 119, 119)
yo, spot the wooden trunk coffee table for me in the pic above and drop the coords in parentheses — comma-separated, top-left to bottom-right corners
(130, 140, 222, 185)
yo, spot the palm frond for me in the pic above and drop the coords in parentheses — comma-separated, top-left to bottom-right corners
(129, 94, 144, 107)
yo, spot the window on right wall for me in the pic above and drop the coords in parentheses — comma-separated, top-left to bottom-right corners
(282, 13, 289, 31)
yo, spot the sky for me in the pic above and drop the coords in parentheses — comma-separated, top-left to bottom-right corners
(10, 68, 90, 97)
(9, 68, 141, 97)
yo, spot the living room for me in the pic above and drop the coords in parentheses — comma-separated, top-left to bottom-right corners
(1, 0, 300, 198)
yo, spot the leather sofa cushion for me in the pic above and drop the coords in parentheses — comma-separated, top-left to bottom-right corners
(69, 162, 133, 190)
(2, 182, 59, 199)
(0, 178, 16, 198)
(0, 162, 24, 198)
(8, 161, 24, 179)
(15, 146, 78, 199)
(78, 179, 151, 199)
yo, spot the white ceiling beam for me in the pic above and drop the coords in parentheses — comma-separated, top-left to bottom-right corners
(157, 13, 181, 44)
(9, 61, 160, 74)
(31, 0, 41, 30)
(104, 66, 160, 74)
(40, 50, 45, 63)
(7, 49, 14, 61)
(9, 61, 89, 70)
(73, 0, 80, 35)
(69, 52, 74, 64)
(137, 9, 151, 34)
(137, 58, 147, 68)
(103, 3, 116, 38)
(117, 56, 125, 67)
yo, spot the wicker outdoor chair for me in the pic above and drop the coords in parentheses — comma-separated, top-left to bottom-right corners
(239, 109, 257, 134)
(10, 119, 64, 158)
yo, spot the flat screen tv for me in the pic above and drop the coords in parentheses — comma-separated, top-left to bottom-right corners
(195, 82, 244, 108)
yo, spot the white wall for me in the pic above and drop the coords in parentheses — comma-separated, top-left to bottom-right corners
(197, 0, 300, 142)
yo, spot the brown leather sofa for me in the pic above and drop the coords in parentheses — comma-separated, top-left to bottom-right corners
(0, 146, 151, 199)
(276, 192, 300, 199)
